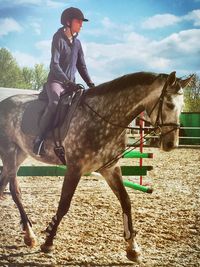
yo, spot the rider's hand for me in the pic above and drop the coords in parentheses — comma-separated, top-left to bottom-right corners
(64, 81, 80, 92)
(87, 82, 95, 88)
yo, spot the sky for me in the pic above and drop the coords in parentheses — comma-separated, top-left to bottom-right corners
(0, 0, 200, 85)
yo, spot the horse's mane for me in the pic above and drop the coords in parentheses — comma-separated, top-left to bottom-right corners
(85, 72, 164, 96)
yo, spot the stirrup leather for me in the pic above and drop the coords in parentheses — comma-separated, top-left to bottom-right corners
(54, 146, 66, 165)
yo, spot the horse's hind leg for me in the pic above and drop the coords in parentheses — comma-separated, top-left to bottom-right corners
(0, 143, 19, 196)
(0, 143, 37, 247)
(100, 165, 141, 263)
(41, 165, 81, 253)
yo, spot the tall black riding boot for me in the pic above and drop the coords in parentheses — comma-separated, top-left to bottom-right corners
(33, 107, 56, 156)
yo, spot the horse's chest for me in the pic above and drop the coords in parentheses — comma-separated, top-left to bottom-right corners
(65, 117, 126, 172)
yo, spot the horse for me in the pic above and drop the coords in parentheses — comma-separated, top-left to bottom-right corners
(0, 71, 192, 262)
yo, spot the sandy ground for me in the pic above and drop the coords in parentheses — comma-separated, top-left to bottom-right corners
(0, 148, 199, 267)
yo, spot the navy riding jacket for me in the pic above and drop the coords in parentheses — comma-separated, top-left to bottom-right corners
(47, 27, 92, 86)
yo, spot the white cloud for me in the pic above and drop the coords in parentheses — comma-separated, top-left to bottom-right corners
(125, 32, 148, 45)
(101, 17, 134, 33)
(35, 39, 51, 65)
(30, 22, 41, 35)
(141, 9, 200, 29)
(142, 14, 181, 29)
(13, 51, 39, 67)
(82, 38, 169, 84)
(155, 29, 200, 54)
(0, 18, 22, 37)
(1, 0, 42, 5)
(35, 40, 51, 51)
(17, 0, 42, 4)
(84, 17, 134, 46)
(1, 0, 65, 8)
(11, 39, 51, 68)
(101, 17, 117, 29)
(184, 9, 200, 26)
(46, 0, 65, 8)
(82, 28, 200, 84)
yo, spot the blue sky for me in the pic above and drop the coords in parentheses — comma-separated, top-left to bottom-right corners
(0, 0, 200, 85)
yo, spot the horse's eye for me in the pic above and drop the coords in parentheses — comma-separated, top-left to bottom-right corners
(166, 103, 175, 109)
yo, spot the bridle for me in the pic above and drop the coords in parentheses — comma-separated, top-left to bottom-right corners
(145, 78, 180, 138)
(84, 77, 180, 137)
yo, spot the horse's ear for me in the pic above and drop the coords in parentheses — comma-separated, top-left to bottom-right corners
(180, 74, 194, 88)
(167, 71, 176, 86)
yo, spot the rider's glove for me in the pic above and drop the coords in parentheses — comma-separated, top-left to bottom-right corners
(87, 82, 95, 88)
(64, 81, 80, 92)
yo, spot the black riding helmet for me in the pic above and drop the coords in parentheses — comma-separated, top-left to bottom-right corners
(61, 7, 88, 26)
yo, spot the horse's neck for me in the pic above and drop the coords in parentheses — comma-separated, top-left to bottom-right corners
(85, 83, 161, 127)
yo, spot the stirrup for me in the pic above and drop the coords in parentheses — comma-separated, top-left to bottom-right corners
(33, 138, 45, 156)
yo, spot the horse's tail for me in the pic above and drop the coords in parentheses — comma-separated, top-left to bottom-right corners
(0, 128, 4, 161)
(0, 123, 5, 161)
(0, 100, 9, 160)
(0, 105, 8, 187)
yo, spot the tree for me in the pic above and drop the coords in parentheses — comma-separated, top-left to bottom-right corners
(22, 67, 34, 89)
(32, 64, 48, 90)
(0, 48, 25, 88)
(0, 48, 48, 90)
(21, 64, 48, 90)
(184, 74, 200, 112)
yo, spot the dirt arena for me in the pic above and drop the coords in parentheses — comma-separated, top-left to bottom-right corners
(0, 147, 199, 267)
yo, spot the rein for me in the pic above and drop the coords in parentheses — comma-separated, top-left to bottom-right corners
(83, 78, 180, 172)
(84, 101, 151, 131)
(84, 78, 180, 137)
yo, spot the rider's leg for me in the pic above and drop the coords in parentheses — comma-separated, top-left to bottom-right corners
(33, 82, 64, 156)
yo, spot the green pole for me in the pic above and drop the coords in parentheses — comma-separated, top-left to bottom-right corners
(122, 151, 153, 158)
(123, 180, 153, 193)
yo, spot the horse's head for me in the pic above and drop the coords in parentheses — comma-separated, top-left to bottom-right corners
(147, 71, 193, 151)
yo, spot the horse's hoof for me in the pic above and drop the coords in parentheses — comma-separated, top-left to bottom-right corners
(24, 235, 37, 248)
(126, 250, 141, 263)
(40, 243, 54, 253)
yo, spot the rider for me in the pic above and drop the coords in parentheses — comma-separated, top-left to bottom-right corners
(33, 7, 94, 156)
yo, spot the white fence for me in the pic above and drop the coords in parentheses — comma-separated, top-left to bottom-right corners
(0, 87, 38, 102)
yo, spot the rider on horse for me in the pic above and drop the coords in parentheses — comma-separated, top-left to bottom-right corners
(33, 7, 94, 156)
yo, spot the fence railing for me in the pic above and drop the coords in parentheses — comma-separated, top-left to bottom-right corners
(127, 125, 200, 146)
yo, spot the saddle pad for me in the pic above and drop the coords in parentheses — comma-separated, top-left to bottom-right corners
(21, 99, 46, 136)
(21, 90, 82, 138)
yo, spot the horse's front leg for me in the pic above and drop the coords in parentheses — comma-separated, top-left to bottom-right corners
(41, 165, 81, 253)
(100, 165, 141, 263)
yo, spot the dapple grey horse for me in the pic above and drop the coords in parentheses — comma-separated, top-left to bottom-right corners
(0, 71, 192, 262)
